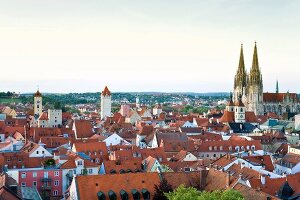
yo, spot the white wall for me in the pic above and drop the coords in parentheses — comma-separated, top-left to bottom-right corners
(101, 95, 111, 120)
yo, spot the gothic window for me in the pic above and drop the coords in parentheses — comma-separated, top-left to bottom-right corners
(240, 108, 243, 112)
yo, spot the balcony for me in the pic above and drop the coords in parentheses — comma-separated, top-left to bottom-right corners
(41, 185, 52, 190)
(41, 178, 52, 182)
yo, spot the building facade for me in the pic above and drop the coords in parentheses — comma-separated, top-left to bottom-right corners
(233, 43, 300, 116)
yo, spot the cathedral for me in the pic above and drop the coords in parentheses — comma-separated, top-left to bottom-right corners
(233, 43, 300, 116)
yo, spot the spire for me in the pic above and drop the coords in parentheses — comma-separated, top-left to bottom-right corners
(238, 44, 246, 74)
(249, 42, 263, 87)
(276, 80, 279, 93)
(252, 42, 259, 71)
(234, 44, 247, 89)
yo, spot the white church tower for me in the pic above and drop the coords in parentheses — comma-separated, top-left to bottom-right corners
(34, 90, 43, 119)
(101, 86, 112, 120)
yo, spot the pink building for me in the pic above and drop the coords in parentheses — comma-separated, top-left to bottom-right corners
(19, 168, 63, 199)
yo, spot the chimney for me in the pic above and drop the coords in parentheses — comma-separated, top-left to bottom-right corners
(261, 174, 266, 185)
(199, 169, 207, 190)
(226, 171, 230, 188)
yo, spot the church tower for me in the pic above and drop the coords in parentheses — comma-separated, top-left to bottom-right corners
(233, 44, 248, 105)
(248, 42, 263, 115)
(234, 95, 246, 123)
(100, 86, 112, 120)
(34, 90, 43, 119)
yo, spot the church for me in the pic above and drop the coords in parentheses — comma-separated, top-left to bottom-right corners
(232, 42, 300, 116)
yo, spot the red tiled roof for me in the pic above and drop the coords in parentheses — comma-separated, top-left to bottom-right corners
(249, 173, 300, 196)
(263, 92, 299, 103)
(102, 86, 111, 96)
(39, 112, 48, 120)
(242, 155, 274, 172)
(76, 173, 161, 200)
(73, 120, 94, 139)
(34, 90, 42, 97)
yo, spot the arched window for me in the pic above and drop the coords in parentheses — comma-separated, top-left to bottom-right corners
(235, 146, 240, 152)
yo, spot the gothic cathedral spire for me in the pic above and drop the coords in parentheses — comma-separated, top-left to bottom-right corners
(234, 44, 247, 89)
(247, 42, 264, 115)
(233, 44, 247, 103)
(249, 42, 263, 87)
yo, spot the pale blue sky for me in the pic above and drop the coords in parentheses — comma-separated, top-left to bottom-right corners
(0, 0, 300, 93)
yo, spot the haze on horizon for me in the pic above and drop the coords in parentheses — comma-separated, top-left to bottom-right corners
(1, 0, 300, 93)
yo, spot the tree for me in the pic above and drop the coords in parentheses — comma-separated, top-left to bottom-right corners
(153, 178, 173, 200)
(165, 185, 244, 200)
(165, 185, 201, 200)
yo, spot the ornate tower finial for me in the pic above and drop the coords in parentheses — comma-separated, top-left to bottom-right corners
(276, 80, 279, 93)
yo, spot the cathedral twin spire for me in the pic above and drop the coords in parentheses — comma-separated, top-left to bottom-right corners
(234, 42, 263, 90)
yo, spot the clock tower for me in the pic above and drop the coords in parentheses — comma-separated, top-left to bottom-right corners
(34, 90, 43, 119)
(234, 95, 246, 123)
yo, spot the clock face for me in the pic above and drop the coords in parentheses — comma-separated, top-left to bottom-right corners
(240, 115, 243, 118)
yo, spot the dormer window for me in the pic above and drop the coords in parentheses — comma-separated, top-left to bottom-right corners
(220, 146, 223, 151)
(77, 160, 83, 166)
(214, 146, 217, 151)
(209, 146, 212, 151)
(229, 146, 232, 151)
(251, 145, 255, 150)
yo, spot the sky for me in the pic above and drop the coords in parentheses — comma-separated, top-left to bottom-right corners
(0, 0, 300, 93)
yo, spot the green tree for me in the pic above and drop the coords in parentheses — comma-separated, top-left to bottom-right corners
(165, 185, 244, 200)
(165, 185, 201, 200)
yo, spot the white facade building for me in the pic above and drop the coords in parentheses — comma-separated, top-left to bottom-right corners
(100, 86, 112, 120)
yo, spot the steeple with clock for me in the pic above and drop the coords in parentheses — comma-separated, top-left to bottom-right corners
(34, 90, 43, 119)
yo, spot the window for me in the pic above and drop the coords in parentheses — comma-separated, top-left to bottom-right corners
(18, 158, 22, 162)
(36, 151, 39, 154)
(54, 180, 59, 186)
(77, 160, 83, 165)
(21, 182, 26, 187)
(7, 158, 10, 162)
(32, 172, 37, 178)
(21, 172, 26, 178)
(251, 145, 255, 150)
(209, 146, 212, 151)
(54, 171, 59, 176)
(88, 169, 93, 174)
(220, 146, 223, 151)
(214, 146, 217, 151)
(95, 158, 100, 163)
(42, 151, 45, 154)
(53, 190, 58, 196)
(44, 172, 48, 178)
(33, 181, 37, 187)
